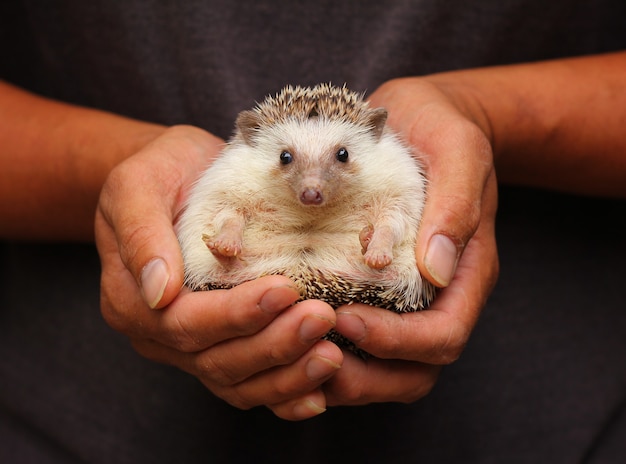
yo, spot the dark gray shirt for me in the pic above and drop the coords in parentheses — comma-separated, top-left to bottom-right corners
(1, 1, 625, 462)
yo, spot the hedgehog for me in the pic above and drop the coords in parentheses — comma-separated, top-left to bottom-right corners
(176, 83, 436, 354)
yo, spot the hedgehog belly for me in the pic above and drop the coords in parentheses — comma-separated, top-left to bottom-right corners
(184, 227, 436, 355)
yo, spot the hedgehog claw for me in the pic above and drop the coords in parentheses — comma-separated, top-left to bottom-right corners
(364, 249, 393, 269)
(202, 233, 242, 257)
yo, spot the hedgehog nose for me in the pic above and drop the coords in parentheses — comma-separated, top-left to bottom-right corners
(300, 188, 324, 205)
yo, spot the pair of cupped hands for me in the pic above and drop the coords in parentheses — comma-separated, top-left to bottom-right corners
(95, 77, 499, 421)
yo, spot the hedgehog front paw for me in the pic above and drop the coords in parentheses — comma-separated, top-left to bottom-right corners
(202, 233, 242, 257)
(360, 224, 394, 269)
(363, 248, 393, 269)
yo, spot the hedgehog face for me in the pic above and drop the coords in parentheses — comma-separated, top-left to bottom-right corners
(261, 117, 378, 208)
(280, 145, 350, 205)
(231, 84, 391, 211)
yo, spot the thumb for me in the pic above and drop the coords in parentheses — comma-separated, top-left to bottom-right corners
(131, 228, 184, 310)
(96, 158, 185, 309)
(96, 125, 222, 308)
(95, 204, 183, 310)
(414, 121, 493, 288)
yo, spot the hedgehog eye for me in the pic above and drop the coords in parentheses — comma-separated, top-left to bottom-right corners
(336, 147, 349, 162)
(280, 150, 293, 165)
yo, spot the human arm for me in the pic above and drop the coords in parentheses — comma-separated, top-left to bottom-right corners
(321, 50, 626, 405)
(0, 80, 165, 241)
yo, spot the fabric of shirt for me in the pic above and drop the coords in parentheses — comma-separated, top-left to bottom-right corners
(1, 1, 625, 463)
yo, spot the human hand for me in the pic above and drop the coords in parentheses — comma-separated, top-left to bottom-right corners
(321, 77, 499, 405)
(95, 125, 343, 420)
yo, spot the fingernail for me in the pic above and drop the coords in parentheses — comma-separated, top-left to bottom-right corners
(141, 258, 169, 309)
(258, 285, 300, 314)
(305, 356, 341, 381)
(424, 234, 458, 287)
(293, 399, 326, 418)
(335, 312, 366, 342)
(299, 314, 335, 343)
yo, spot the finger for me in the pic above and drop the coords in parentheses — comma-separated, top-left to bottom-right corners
(188, 300, 336, 384)
(96, 125, 223, 308)
(230, 339, 342, 412)
(104, 273, 303, 352)
(334, 305, 463, 363)
(268, 389, 329, 421)
(334, 172, 498, 364)
(97, 154, 183, 309)
(133, 338, 343, 413)
(323, 353, 440, 406)
(160, 277, 309, 352)
(96, 207, 152, 332)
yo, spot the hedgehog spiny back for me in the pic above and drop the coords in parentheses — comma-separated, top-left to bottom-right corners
(236, 83, 388, 144)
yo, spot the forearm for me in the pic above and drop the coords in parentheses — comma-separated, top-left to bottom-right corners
(429, 51, 626, 197)
(0, 81, 165, 241)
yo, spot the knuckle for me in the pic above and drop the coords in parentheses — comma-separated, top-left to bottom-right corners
(328, 373, 367, 405)
(120, 223, 155, 266)
(434, 324, 470, 365)
(270, 378, 301, 399)
(437, 345, 464, 365)
(168, 311, 203, 352)
(99, 165, 134, 213)
(437, 195, 482, 243)
(210, 385, 256, 411)
(220, 283, 279, 337)
(399, 376, 437, 404)
(372, 77, 404, 99)
(223, 389, 256, 411)
(194, 352, 240, 387)
(374, 333, 405, 357)
(371, 312, 426, 360)
(99, 291, 127, 333)
(221, 302, 263, 337)
(98, 273, 139, 336)
(261, 342, 294, 367)
(340, 385, 366, 404)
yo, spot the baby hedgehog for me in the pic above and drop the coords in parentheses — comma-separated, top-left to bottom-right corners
(176, 83, 436, 351)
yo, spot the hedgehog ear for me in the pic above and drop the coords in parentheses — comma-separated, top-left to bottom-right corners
(235, 110, 261, 146)
(367, 107, 388, 140)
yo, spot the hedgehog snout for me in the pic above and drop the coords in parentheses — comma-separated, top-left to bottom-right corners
(300, 187, 324, 205)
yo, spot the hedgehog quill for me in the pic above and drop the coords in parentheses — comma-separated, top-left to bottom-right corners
(176, 83, 436, 354)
